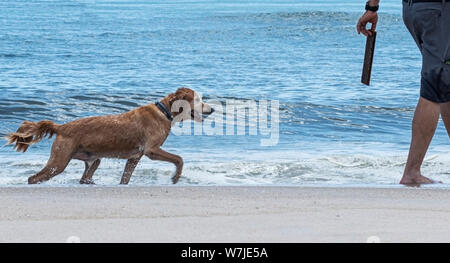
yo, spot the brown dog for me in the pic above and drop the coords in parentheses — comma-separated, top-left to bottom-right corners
(6, 88, 214, 185)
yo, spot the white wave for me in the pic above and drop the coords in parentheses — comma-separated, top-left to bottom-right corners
(0, 149, 448, 186)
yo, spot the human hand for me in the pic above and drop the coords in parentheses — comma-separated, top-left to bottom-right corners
(356, 11, 378, 37)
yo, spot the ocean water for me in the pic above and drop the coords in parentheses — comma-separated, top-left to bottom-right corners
(1, 0, 449, 186)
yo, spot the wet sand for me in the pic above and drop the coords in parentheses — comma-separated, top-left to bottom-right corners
(1, 186, 450, 243)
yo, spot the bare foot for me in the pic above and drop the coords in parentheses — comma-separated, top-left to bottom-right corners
(400, 172, 441, 187)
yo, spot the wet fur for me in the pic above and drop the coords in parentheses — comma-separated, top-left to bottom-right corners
(6, 120, 56, 153)
(6, 88, 213, 185)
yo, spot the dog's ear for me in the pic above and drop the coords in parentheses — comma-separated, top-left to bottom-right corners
(175, 87, 194, 102)
(167, 88, 193, 107)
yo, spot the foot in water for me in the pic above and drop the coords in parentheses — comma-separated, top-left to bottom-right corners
(400, 172, 442, 187)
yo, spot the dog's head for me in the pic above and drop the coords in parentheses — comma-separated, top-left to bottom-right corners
(166, 87, 214, 122)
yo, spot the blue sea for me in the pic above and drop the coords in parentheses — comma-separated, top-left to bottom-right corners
(1, 0, 449, 186)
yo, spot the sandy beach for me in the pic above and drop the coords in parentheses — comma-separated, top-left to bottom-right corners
(0, 186, 449, 243)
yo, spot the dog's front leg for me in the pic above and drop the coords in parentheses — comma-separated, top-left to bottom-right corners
(120, 157, 142, 185)
(146, 148, 183, 184)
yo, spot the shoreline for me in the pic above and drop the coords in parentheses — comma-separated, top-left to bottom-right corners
(1, 186, 450, 242)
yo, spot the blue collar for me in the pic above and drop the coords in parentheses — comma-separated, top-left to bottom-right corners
(155, 101, 173, 121)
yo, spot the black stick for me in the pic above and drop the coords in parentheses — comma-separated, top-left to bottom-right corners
(361, 31, 377, 86)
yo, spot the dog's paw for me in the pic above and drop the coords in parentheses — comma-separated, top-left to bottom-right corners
(28, 176, 40, 184)
(80, 179, 95, 185)
(172, 175, 180, 184)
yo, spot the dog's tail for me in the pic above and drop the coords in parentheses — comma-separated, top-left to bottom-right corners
(5, 120, 59, 153)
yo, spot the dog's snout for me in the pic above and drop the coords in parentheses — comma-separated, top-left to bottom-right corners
(202, 104, 214, 115)
(205, 107, 214, 115)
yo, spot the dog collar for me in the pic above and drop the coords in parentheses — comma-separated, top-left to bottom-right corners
(155, 101, 173, 121)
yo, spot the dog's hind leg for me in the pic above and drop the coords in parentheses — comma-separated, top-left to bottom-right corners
(80, 159, 101, 184)
(120, 157, 141, 185)
(28, 137, 73, 184)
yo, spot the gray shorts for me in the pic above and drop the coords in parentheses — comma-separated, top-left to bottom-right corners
(403, 1, 450, 103)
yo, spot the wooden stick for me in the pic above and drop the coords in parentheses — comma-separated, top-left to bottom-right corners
(361, 31, 377, 86)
